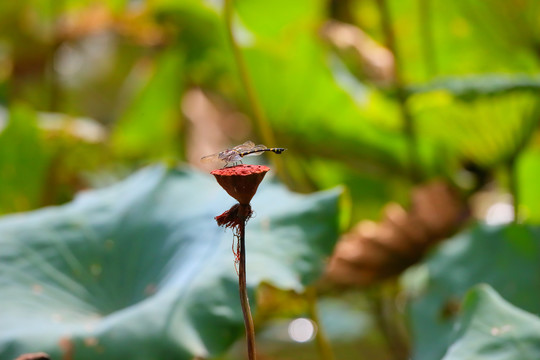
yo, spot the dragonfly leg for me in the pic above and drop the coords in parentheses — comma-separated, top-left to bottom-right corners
(224, 161, 238, 168)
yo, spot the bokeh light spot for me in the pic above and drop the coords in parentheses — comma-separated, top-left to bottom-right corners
(288, 318, 316, 343)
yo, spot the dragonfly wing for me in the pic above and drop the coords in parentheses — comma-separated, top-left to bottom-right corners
(253, 144, 267, 151)
(200, 152, 220, 162)
(233, 141, 255, 153)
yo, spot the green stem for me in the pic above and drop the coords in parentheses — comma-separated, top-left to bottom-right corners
(507, 157, 519, 223)
(223, 0, 285, 175)
(375, 0, 421, 182)
(47, 0, 64, 111)
(372, 282, 410, 360)
(418, 0, 437, 77)
(238, 205, 257, 360)
(306, 287, 335, 360)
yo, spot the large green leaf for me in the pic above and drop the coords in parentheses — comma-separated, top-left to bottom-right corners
(0, 165, 341, 359)
(441, 284, 540, 360)
(408, 223, 540, 360)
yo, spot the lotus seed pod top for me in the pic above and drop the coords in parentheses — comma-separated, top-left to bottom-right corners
(211, 164, 270, 205)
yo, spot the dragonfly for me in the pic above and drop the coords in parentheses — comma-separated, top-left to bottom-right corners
(201, 141, 286, 167)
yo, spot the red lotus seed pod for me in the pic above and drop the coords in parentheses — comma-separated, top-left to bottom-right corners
(211, 164, 270, 205)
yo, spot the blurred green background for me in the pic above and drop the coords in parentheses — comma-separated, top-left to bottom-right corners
(1, 0, 540, 359)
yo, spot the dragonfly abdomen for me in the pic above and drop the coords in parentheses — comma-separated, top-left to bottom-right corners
(267, 147, 286, 154)
(238, 148, 286, 157)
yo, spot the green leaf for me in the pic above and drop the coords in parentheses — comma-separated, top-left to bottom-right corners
(0, 165, 341, 359)
(245, 38, 410, 172)
(409, 74, 540, 100)
(235, 0, 322, 39)
(385, 0, 540, 81)
(152, 0, 234, 89)
(441, 284, 540, 360)
(408, 223, 540, 360)
(409, 75, 540, 167)
(111, 48, 185, 161)
(151, 0, 440, 183)
(233, 2, 423, 178)
(0, 104, 51, 214)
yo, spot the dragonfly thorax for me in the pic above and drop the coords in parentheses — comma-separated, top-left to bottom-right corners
(219, 150, 243, 163)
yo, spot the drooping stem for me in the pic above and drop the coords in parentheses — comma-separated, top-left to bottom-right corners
(238, 204, 257, 360)
(306, 287, 335, 360)
(375, 0, 421, 182)
(223, 0, 285, 176)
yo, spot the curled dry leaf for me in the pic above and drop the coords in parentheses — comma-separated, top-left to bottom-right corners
(326, 180, 468, 287)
